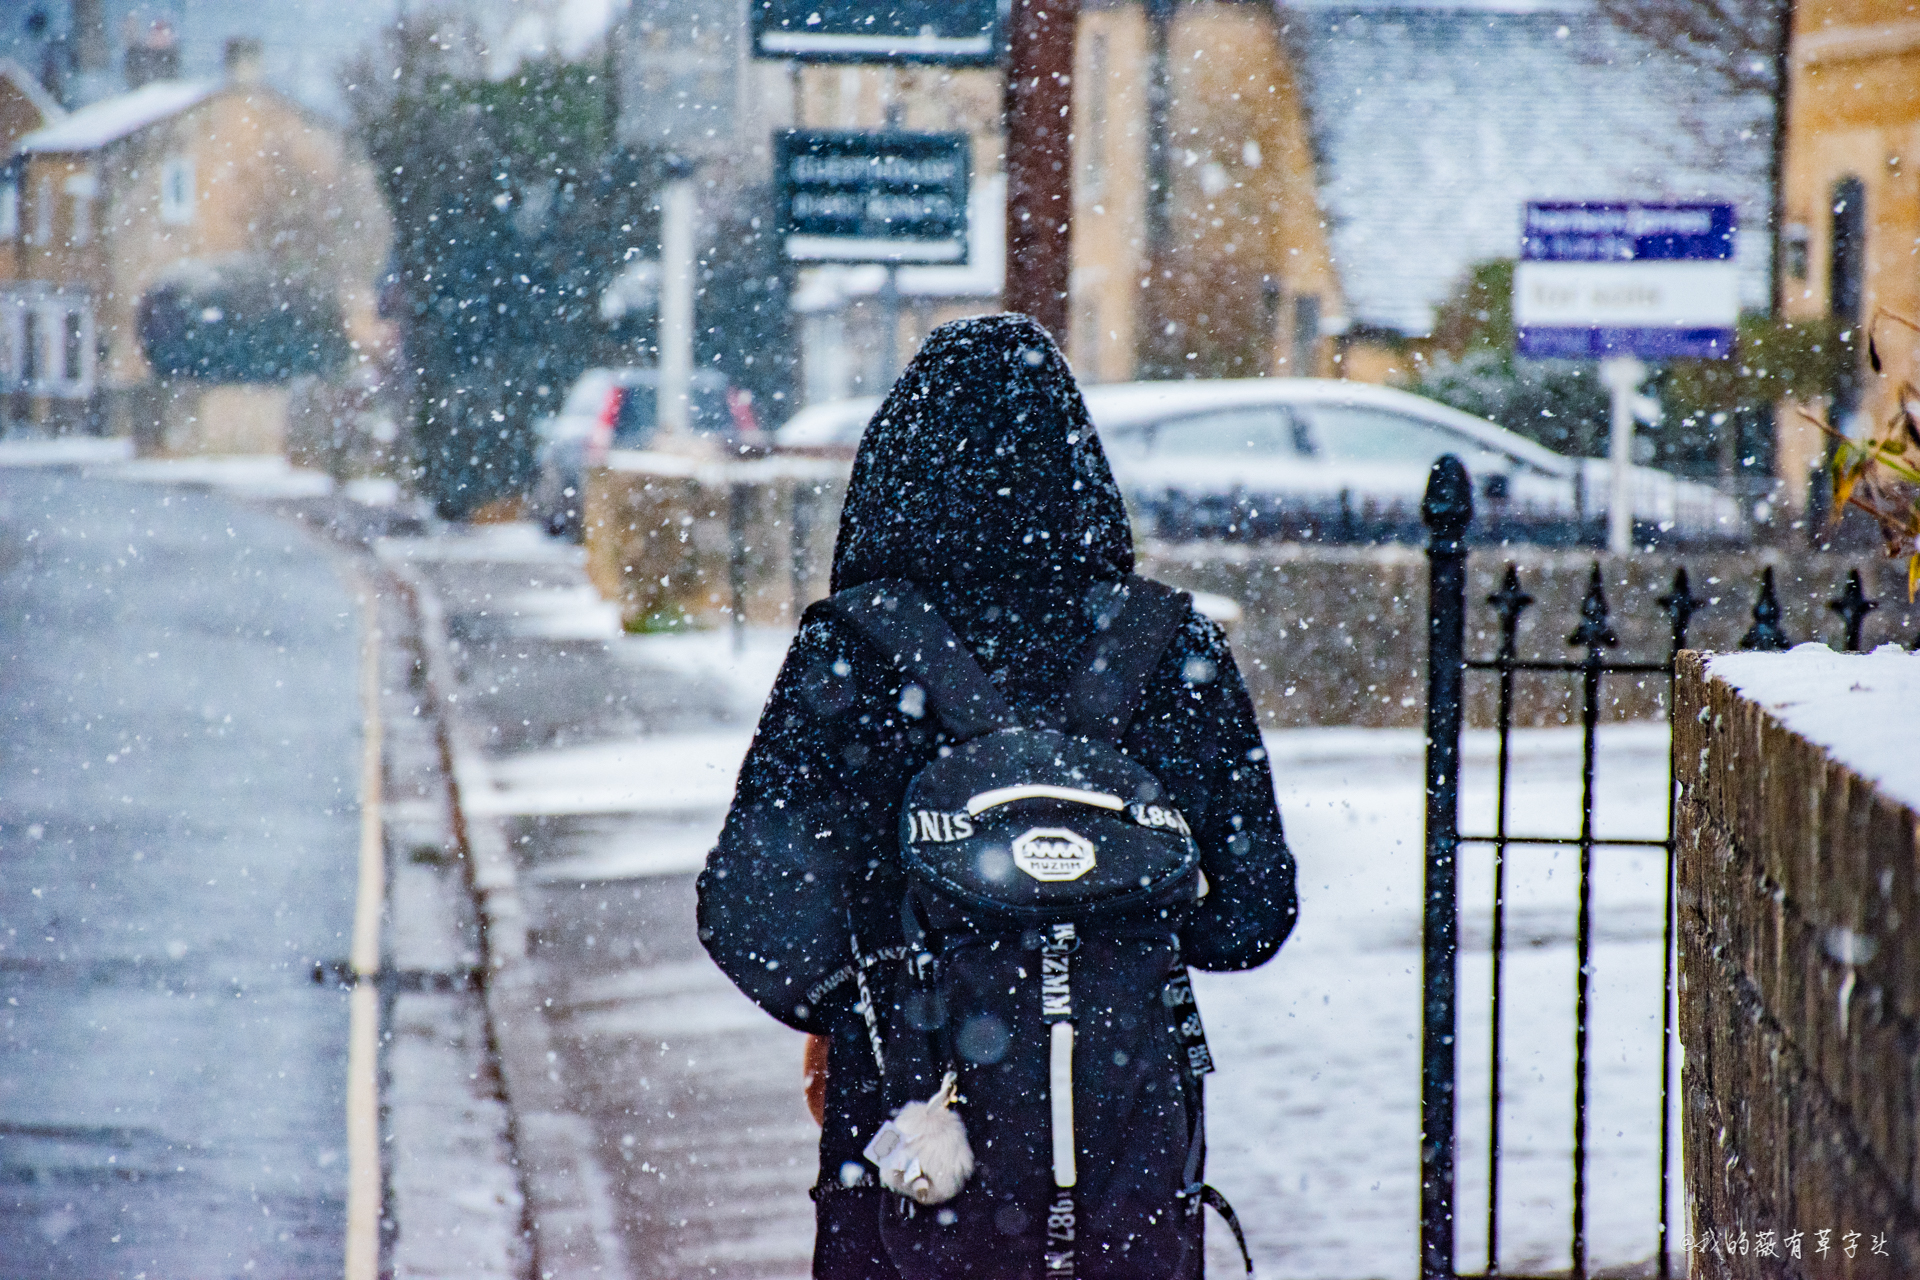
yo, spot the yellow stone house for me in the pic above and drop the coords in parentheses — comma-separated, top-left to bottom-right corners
(0, 41, 389, 451)
(1776, 0, 1920, 507)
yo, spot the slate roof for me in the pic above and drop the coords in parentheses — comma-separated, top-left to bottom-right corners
(1281, 0, 1772, 337)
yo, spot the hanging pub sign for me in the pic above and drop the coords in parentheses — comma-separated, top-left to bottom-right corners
(750, 0, 1001, 64)
(774, 130, 970, 263)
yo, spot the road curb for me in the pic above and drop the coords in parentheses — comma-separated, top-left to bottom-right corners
(385, 558, 630, 1280)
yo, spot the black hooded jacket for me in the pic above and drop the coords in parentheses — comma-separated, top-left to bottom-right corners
(696, 314, 1297, 1184)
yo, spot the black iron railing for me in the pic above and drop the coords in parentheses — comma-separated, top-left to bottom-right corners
(1417, 455, 1885, 1280)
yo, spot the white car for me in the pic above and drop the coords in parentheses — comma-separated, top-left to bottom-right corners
(775, 379, 1742, 545)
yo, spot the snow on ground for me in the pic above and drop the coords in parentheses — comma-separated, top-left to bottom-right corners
(379, 521, 587, 567)
(607, 627, 793, 722)
(489, 620, 1682, 1278)
(0, 439, 398, 503)
(471, 730, 752, 820)
(1201, 724, 1678, 1279)
(1708, 642, 1920, 812)
(0, 436, 134, 466)
(103, 454, 336, 497)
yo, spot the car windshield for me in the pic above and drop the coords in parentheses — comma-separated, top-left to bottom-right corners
(610, 380, 732, 445)
(613, 384, 658, 443)
(1305, 404, 1521, 476)
(1114, 406, 1314, 458)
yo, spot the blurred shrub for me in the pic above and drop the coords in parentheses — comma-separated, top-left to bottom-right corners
(138, 258, 348, 383)
(1417, 258, 1846, 479)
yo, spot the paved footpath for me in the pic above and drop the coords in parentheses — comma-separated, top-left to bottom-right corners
(392, 521, 1684, 1280)
(381, 525, 819, 1280)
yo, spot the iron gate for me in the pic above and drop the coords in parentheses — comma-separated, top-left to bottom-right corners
(1415, 456, 1884, 1280)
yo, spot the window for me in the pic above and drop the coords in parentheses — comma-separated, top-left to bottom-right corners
(20, 310, 37, 384)
(1305, 404, 1516, 478)
(0, 179, 16, 240)
(1083, 33, 1109, 199)
(160, 157, 194, 225)
(1830, 176, 1866, 418)
(33, 175, 52, 244)
(65, 172, 96, 246)
(612, 384, 658, 445)
(1146, 407, 1311, 458)
(62, 311, 84, 384)
(2, 291, 94, 394)
(1292, 294, 1321, 375)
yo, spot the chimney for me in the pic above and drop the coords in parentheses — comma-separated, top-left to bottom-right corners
(125, 19, 181, 89)
(224, 37, 264, 86)
(72, 0, 109, 75)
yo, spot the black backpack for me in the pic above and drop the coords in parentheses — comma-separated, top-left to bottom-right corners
(822, 576, 1251, 1280)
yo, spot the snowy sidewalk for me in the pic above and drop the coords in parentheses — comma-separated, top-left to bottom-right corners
(393, 521, 1682, 1280)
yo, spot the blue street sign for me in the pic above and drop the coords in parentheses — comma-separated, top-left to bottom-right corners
(1514, 202, 1739, 360)
(750, 0, 1001, 65)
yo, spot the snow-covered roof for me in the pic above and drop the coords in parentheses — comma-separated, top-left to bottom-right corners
(0, 59, 64, 127)
(791, 175, 1006, 313)
(1284, 4, 1771, 337)
(17, 80, 217, 153)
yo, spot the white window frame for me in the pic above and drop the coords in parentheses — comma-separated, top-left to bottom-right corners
(159, 157, 194, 225)
(0, 287, 94, 397)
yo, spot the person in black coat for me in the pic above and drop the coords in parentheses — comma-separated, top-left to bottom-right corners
(697, 313, 1297, 1279)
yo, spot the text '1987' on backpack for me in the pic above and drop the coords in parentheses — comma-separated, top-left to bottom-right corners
(821, 576, 1252, 1280)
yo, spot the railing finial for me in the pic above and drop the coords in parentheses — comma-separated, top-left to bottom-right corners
(1568, 562, 1619, 652)
(1487, 563, 1534, 660)
(1827, 568, 1877, 652)
(1739, 566, 1793, 651)
(1657, 567, 1706, 656)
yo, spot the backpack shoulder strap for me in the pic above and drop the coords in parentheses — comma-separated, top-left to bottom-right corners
(1064, 576, 1195, 742)
(819, 579, 1014, 742)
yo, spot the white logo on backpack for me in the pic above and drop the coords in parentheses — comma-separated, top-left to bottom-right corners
(1011, 828, 1097, 882)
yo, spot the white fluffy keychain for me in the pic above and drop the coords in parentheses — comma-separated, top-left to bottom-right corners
(862, 1071, 975, 1205)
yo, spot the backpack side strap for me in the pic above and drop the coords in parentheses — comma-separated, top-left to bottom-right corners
(1064, 577, 1194, 743)
(820, 580, 1014, 742)
(1199, 1185, 1254, 1276)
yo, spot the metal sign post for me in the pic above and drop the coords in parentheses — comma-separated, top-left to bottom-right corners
(1514, 202, 1738, 553)
(658, 170, 696, 435)
(1598, 355, 1648, 555)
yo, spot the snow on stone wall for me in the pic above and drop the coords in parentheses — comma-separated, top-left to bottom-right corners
(1675, 648, 1920, 1276)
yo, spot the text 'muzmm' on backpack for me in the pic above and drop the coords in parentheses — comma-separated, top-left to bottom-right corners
(821, 575, 1252, 1280)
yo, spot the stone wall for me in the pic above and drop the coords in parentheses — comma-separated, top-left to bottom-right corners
(583, 459, 1920, 725)
(1151, 545, 1920, 728)
(581, 453, 846, 633)
(1675, 651, 1920, 1278)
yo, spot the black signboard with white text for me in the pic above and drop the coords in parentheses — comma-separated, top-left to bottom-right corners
(774, 130, 970, 263)
(750, 0, 1001, 64)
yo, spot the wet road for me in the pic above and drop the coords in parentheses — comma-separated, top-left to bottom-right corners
(0, 470, 360, 1275)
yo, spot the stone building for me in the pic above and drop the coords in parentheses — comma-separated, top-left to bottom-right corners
(1072, 0, 1341, 384)
(781, 0, 1768, 405)
(0, 41, 389, 449)
(1775, 0, 1920, 509)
